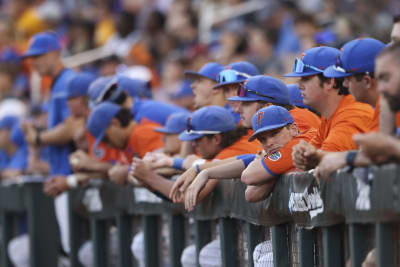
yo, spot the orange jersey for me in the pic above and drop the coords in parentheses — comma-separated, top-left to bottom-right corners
(262, 129, 316, 176)
(119, 121, 163, 164)
(310, 95, 374, 151)
(290, 107, 321, 133)
(215, 130, 262, 160)
(396, 112, 400, 128)
(87, 132, 120, 163)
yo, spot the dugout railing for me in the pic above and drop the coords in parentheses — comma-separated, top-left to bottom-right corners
(1, 164, 399, 267)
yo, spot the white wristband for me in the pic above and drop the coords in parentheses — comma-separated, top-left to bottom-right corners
(66, 175, 79, 188)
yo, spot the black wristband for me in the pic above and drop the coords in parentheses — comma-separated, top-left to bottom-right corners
(35, 129, 42, 146)
(345, 150, 357, 171)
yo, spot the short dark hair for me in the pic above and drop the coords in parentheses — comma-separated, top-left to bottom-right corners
(203, 126, 248, 149)
(353, 72, 375, 81)
(114, 108, 132, 127)
(102, 84, 128, 105)
(316, 74, 349, 95)
(256, 101, 294, 111)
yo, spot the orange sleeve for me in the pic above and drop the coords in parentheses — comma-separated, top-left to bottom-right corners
(396, 112, 400, 128)
(87, 132, 120, 163)
(130, 124, 163, 158)
(319, 109, 373, 151)
(215, 134, 262, 160)
(291, 108, 321, 134)
(262, 139, 299, 175)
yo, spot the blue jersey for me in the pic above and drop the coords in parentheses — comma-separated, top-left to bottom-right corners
(130, 98, 187, 126)
(47, 69, 76, 175)
(0, 150, 10, 170)
(8, 125, 28, 171)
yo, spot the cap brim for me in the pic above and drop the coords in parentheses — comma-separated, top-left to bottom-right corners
(184, 71, 214, 81)
(227, 96, 260, 102)
(21, 49, 46, 59)
(248, 122, 289, 141)
(213, 80, 244, 89)
(178, 131, 204, 141)
(283, 70, 321, 77)
(323, 66, 352, 78)
(154, 127, 179, 134)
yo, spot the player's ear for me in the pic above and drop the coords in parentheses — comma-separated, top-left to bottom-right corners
(213, 134, 222, 146)
(289, 123, 300, 136)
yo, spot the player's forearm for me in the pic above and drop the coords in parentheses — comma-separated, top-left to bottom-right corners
(198, 156, 238, 172)
(206, 160, 246, 180)
(40, 123, 74, 145)
(245, 183, 274, 202)
(143, 172, 175, 199)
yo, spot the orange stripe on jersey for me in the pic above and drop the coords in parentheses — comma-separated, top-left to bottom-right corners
(290, 107, 321, 134)
(121, 121, 163, 164)
(215, 129, 262, 160)
(310, 95, 374, 151)
(262, 129, 316, 176)
(87, 132, 120, 162)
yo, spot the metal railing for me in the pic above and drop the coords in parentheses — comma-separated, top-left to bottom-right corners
(1, 164, 400, 266)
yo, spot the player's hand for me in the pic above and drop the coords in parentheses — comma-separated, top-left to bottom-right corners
(184, 170, 209, 211)
(108, 164, 129, 185)
(169, 167, 197, 203)
(69, 150, 92, 172)
(143, 152, 173, 169)
(314, 151, 346, 183)
(354, 133, 396, 164)
(130, 157, 152, 184)
(21, 122, 36, 146)
(43, 176, 69, 197)
(292, 140, 319, 170)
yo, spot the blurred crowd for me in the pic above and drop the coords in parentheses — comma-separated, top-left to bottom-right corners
(1, 0, 400, 267)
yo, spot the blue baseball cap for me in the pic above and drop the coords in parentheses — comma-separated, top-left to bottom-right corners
(86, 102, 121, 150)
(184, 62, 224, 82)
(87, 76, 114, 108)
(171, 81, 194, 99)
(228, 75, 290, 105)
(179, 106, 236, 141)
(213, 61, 260, 89)
(249, 105, 294, 141)
(284, 47, 340, 77)
(287, 84, 306, 108)
(0, 116, 19, 130)
(22, 32, 61, 58)
(97, 76, 151, 104)
(154, 112, 190, 134)
(66, 73, 97, 99)
(323, 38, 385, 78)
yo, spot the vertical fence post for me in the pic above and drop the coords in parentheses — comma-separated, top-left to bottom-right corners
(220, 218, 239, 267)
(143, 215, 161, 267)
(116, 214, 134, 267)
(272, 224, 290, 267)
(0, 211, 14, 267)
(195, 220, 212, 267)
(376, 223, 394, 267)
(68, 191, 85, 267)
(297, 227, 316, 267)
(90, 218, 108, 267)
(323, 224, 344, 267)
(25, 182, 59, 267)
(349, 224, 369, 267)
(246, 223, 264, 267)
(168, 214, 185, 267)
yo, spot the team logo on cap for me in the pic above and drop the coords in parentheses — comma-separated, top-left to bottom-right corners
(257, 111, 264, 126)
(268, 151, 282, 161)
